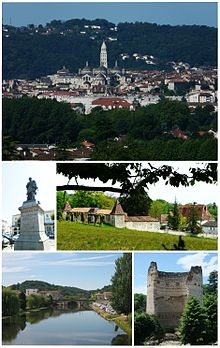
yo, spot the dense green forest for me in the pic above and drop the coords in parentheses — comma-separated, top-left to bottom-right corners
(3, 18, 217, 79)
(3, 97, 217, 160)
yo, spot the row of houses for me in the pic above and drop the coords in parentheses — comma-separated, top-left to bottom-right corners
(25, 289, 62, 300)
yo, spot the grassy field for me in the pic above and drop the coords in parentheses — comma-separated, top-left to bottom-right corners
(57, 221, 217, 250)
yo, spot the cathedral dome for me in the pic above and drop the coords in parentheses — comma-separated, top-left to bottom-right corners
(81, 62, 92, 75)
(96, 66, 107, 74)
(57, 66, 70, 75)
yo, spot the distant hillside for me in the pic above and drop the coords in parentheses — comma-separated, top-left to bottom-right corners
(8, 280, 111, 298)
(3, 18, 217, 79)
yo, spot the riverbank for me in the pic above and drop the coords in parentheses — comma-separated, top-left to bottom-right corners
(91, 304, 131, 338)
(2, 306, 52, 319)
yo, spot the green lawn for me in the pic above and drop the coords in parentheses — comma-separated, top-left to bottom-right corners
(57, 221, 217, 250)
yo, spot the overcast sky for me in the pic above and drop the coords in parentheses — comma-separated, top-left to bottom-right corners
(57, 162, 217, 206)
(2, 252, 123, 289)
(2, 162, 56, 224)
(2, 2, 217, 28)
(134, 252, 218, 294)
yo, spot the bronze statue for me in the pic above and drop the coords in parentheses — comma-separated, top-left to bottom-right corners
(26, 177, 38, 201)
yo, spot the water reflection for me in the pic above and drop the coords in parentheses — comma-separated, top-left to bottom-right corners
(2, 309, 130, 345)
(111, 334, 130, 345)
(2, 315, 26, 342)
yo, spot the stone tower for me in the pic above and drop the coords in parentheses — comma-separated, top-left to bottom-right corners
(146, 262, 203, 330)
(100, 41, 108, 68)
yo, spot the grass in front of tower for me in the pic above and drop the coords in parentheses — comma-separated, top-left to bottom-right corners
(57, 221, 217, 250)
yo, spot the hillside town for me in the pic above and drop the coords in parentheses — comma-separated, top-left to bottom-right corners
(3, 40, 217, 113)
(3, 40, 217, 160)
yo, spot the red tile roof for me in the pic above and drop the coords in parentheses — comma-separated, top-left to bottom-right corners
(178, 204, 211, 221)
(81, 141, 95, 147)
(92, 97, 132, 108)
(110, 201, 126, 215)
(64, 201, 72, 211)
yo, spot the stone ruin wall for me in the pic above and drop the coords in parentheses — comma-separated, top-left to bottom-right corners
(147, 262, 203, 330)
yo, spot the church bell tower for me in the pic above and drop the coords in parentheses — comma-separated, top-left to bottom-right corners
(100, 41, 108, 68)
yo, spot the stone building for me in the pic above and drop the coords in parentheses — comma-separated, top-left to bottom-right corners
(47, 41, 126, 94)
(38, 290, 62, 300)
(26, 289, 39, 296)
(146, 262, 203, 330)
(64, 200, 160, 232)
(25, 289, 62, 300)
(106, 201, 160, 232)
(178, 204, 211, 222)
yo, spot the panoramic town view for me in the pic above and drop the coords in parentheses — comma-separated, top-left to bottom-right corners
(2, 2, 217, 160)
(1, 2, 218, 347)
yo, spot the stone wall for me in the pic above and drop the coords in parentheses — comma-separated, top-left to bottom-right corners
(105, 214, 126, 228)
(125, 221, 160, 232)
(147, 262, 203, 330)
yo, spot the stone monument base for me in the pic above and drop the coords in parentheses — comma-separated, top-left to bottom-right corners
(14, 200, 50, 251)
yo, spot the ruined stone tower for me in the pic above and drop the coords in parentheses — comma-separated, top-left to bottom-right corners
(146, 262, 203, 330)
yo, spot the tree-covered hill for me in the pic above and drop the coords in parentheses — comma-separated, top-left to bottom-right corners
(7, 280, 112, 298)
(8, 280, 91, 298)
(3, 18, 217, 79)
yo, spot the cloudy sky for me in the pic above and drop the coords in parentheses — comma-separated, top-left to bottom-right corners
(134, 252, 218, 294)
(3, 2, 217, 28)
(2, 252, 123, 290)
(57, 162, 217, 206)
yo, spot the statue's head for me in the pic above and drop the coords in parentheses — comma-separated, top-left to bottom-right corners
(29, 177, 32, 181)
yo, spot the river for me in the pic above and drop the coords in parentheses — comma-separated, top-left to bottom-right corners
(2, 308, 129, 345)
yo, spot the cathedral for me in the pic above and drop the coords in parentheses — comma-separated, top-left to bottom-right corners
(47, 41, 126, 94)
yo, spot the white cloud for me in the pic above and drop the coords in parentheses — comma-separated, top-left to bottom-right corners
(53, 261, 115, 267)
(177, 253, 218, 276)
(134, 284, 146, 295)
(2, 253, 34, 265)
(42, 254, 117, 267)
(2, 266, 31, 273)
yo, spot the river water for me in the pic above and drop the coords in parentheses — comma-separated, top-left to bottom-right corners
(2, 308, 129, 345)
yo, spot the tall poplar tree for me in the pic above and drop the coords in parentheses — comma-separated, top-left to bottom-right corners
(168, 199, 180, 230)
(111, 253, 132, 315)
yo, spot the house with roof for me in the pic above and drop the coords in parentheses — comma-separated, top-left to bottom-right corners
(105, 201, 160, 231)
(186, 90, 216, 104)
(178, 204, 212, 222)
(91, 97, 133, 111)
(201, 220, 217, 236)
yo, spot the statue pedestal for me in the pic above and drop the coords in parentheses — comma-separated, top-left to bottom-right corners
(14, 200, 50, 250)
